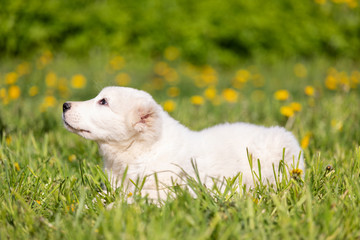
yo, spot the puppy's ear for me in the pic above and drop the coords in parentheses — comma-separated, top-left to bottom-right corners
(131, 100, 159, 133)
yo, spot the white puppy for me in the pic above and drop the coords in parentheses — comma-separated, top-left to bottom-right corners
(62, 86, 304, 200)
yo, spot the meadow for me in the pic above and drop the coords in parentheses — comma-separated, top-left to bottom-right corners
(1, 0, 360, 238)
(0, 50, 359, 239)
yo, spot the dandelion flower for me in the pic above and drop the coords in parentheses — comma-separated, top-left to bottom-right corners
(116, 73, 131, 86)
(204, 86, 217, 100)
(16, 62, 30, 76)
(325, 75, 337, 90)
(29, 86, 39, 96)
(290, 102, 302, 112)
(154, 62, 170, 76)
(58, 78, 69, 97)
(0, 88, 6, 99)
(164, 68, 179, 83)
(164, 46, 180, 61)
(290, 168, 303, 180)
(280, 106, 294, 117)
(14, 162, 20, 171)
(234, 69, 251, 83)
(222, 88, 238, 103)
(167, 87, 180, 97)
(43, 96, 57, 108)
(6, 136, 12, 145)
(5, 72, 18, 85)
(109, 56, 125, 71)
(37, 50, 53, 69)
(190, 95, 205, 106)
(68, 154, 77, 162)
(8, 85, 21, 100)
(45, 72, 57, 87)
(274, 89, 290, 101)
(301, 133, 312, 149)
(163, 100, 176, 112)
(71, 74, 87, 89)
(304, 86, 315, 96)
(200, 66, 217, 85)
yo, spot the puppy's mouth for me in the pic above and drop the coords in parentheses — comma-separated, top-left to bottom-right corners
(63, 119, 91, 134)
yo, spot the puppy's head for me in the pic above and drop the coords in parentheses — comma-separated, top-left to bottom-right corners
(62, 87, 162, 144)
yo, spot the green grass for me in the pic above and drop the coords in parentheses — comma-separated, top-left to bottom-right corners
(1, 54, 360, 239)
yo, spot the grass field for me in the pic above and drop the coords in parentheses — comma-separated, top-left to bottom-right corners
(1, 52, 360, 239)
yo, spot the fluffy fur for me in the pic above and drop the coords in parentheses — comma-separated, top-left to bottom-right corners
(62, 86, 305, 200)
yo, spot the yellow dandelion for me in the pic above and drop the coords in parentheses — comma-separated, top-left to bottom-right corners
(200, 66, 217, 85)
(16, 62, 30, 76)
(6, 136, 12, 145)
(58, 78, 69, 97)
(154, 62, 170, 76)
(234, 69, 251, 83)
(115, 73, 131, 86)
(8, 85, 21, 100)
(71, 74, 86, 89)
(37, 50, 53, 69)
(347, 0, 357, 8)
(280, 106, 294, 118)
(164, 46, 180, 61)
(304, 85, 315, 96)
(222, 88, 238, 103)
(325, 75, 337, 90)
(190, 95, 205, 106)
(127, 192, 133, 197)
(109, 56, 125, 71)
(164, 68, 179, 83)
(167, 87, 180, 97)
(35, 200, 41, 205)
(290, 168, 303, 178)
(163, 100, 176, 112)
(29, 86, 39, 97)
(290, 102, 302, 112)
(5, 72, 18, 85)
(301, 132, 312, 149)
(339, 71, 350, 92)
(68, 154, 77, 162)
(204, 86, 217, 100)
(294, 63, 308, 78)
(43, 96, 57, 108)
(274, 89, 290, 101)
(14, 162, 20, 171)
(0, 88, 6, 99)
(45, 72, 57, 87)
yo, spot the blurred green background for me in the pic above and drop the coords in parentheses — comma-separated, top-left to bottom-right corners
(1, 0, 360, 65)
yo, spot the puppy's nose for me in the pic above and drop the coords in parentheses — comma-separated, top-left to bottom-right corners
(63, 102, 71, 113)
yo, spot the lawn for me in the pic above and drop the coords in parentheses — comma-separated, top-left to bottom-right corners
(0, 52, 360, 239)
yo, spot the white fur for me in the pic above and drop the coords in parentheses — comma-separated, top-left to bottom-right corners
(63, 86, 305, 200)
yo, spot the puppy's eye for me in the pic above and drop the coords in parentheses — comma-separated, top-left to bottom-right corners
(98, 98, 108, 106)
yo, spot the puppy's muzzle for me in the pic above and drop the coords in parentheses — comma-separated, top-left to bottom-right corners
(63, 102, 71, 113)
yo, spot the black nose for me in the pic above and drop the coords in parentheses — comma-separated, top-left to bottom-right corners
(63, 102, 71, 112)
